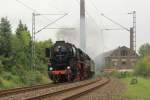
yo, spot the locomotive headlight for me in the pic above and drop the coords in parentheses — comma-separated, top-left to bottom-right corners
(49, 67, 53, 71)
(67, 66, 70, 69)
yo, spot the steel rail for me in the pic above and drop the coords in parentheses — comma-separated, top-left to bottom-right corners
(26, 77, 110, 100)
(64, 77, 110, 100)
(0, 83, 58, 97)
(0, 79, 94, 98)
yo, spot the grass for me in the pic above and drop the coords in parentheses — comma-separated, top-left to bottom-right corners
(121, 76, 150, 100)
(0, 71, 50, 90)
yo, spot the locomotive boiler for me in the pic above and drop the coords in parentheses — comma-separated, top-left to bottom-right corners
(45, 41, 95, 82)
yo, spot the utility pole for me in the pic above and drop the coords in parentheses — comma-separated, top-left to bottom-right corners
(30, 13, 72, 69)
(101, 12, 136, 53)
(128, 11, 136, 54)
(130, 27, 134, 52)
(16, 0, 72, 69)
(133, 11, 136, 53)
(80, 0, 86, 52)
(101, 12, 137, 68)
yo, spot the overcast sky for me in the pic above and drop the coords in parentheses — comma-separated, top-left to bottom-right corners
(0, 0, 150, 55)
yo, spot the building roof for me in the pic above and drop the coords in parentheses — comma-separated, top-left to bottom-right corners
(104, 46, 138, 57)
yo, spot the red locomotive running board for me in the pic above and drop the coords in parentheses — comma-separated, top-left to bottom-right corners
(50, 70, 65, 75)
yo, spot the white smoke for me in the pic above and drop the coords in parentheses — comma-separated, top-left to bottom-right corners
(56, 18, 105, 69)
(56, 26, 80, 47)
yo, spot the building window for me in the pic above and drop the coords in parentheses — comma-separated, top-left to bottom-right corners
(121, 50, 128, 56)
(122, 61, 126, 65)
(113, 62, 117, 66)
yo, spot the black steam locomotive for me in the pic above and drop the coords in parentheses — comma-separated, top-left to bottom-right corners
(45, 41, 95, 82)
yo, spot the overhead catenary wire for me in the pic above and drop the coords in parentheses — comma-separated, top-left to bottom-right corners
(87, 0, 105, 52)
(15, 0, 68, 27)
(101, 13, 130, 31)
(15, 0, 69, 69)
(36, 13, 68, 33)
(44, 28, 75, 30)
(16, 0, 37, 12)
(84, 0, 105, 52)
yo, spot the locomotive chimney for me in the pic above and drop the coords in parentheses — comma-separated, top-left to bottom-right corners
(80, 0, 86, 52)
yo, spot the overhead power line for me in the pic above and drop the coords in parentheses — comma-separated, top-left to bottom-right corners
(15, 0, 68, 24)
(89, 0, 100, 13)
(36, 13, 68, 33)
(16, 0, 70, 33)
(16, 0, 37, 12)
(16, 0, 70, 69)
(101, 13, 130, 31)
(44, 28, 75, 30)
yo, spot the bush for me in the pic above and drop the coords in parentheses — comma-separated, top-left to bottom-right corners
(0, 75, 21, 89)
(21, 71, 49, 86)
(111, 71, 134, 78)
(1, 79, 17, 89)
(0, 61, 4, 74)
(135, 56, 150, 76)
(110, 71, 119, 77)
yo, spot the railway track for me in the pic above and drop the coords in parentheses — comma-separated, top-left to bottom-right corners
(0, 79, 95, 98)
(0, 83, 57, 97)
(0, 77, 110, 100)
(26, 77, 110, 100)
(0, 78, 99, 100)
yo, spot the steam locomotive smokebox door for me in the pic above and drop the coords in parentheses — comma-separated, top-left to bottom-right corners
(45, 48, 51, 58)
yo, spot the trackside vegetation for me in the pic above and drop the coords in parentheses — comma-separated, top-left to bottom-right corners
(0, 17, 53, 89)
(121, 76, 150, 100)
(118, 43, 150, 99)
(134, 43, 150, 76)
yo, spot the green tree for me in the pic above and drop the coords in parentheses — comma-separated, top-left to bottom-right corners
(15, 20, 30, 47)
(0, 18, 53, 89)
(135, 56, 150, 76)
(0, 59, 4, 74)
(138, 43, 150, 57)
(16, 21, 28, 37)
(135, 43, 150, 76)
(35, 39, 53, 73)
(0, 17, 12, 57)
(12, 20, 31, 68)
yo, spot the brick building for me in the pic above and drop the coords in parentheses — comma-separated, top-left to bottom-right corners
(105, 46, 138, 69)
